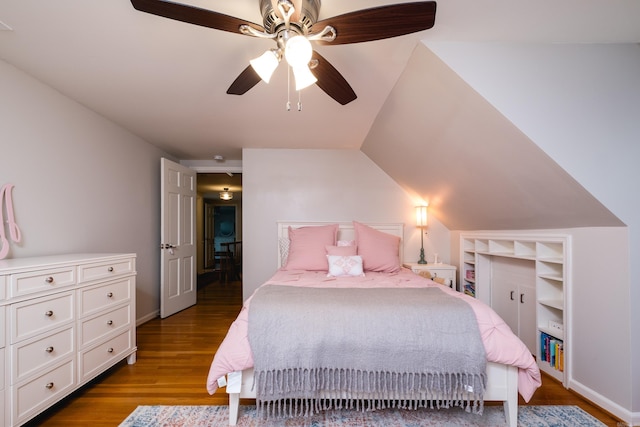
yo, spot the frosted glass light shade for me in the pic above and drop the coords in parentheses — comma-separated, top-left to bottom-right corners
(250, 50, 279, 83)
(284, 35, 312, 67)
(291, 65, 317, 90)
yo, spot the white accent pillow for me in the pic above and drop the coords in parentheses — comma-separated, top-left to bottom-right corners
(327, 255, 365, 277)
(279, 237, 290, 267)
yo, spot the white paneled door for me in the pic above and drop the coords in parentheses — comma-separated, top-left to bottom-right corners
(160, 158, 197, 318)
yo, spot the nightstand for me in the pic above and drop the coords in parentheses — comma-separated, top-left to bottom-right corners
(403, 262, 457, 290)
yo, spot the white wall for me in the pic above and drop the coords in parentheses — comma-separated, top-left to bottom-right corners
(569, 227, 630, 417)
(241, 148, 451, 298)
(426, 42, 640, 423)
(0, 59, 170, 322)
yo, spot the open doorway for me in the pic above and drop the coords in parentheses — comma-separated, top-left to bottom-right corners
(196, 173, 242, 277)
(204, 203, 237, 270)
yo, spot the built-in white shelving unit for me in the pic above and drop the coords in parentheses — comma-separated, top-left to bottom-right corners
(460, 233, 570, 386)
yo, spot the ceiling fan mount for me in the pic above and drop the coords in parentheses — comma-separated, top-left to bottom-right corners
(259, 0, 320, 35)
(130, 0, 437, 105)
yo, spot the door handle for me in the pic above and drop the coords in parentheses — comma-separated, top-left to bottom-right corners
(510, 291, 515, 301)
(160, 243, 177, 254)
(520, 293, 525, 304)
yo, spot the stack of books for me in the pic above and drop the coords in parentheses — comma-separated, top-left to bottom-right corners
(540, 332, 564, 371)
(463, 282, 476, 297)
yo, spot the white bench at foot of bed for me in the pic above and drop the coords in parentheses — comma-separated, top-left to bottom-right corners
(226, 362, 518, 426)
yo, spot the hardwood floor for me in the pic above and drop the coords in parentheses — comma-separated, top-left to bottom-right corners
(27, 278, 623, 427)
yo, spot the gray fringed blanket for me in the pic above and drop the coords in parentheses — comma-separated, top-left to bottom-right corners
(247, 285, 486, 417)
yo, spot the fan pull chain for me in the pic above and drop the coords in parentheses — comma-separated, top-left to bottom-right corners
(285, 65, 303, 111)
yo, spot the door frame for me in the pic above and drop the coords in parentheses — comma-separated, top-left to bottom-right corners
(191, 162, 243, 275)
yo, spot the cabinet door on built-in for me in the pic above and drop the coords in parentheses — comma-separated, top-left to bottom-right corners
(518, 283, 537, 355)
(491, 279, 519, 336)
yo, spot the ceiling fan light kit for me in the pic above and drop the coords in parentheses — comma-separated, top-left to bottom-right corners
(249, 49, 281, 83)
(130, 0, 437, 106)
(284, 35, 317, 90)
(291, 64, 317, 91)
(284, 35, 313, 67)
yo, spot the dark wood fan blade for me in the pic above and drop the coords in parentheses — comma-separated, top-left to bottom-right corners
(227, 66, 262, 95)
(312, 51, 357, 105)
(313, 2, 436, 45)
(130, 0, 264, 34)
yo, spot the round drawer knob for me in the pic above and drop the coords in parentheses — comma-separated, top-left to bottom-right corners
(107, 348, 114, 353)
(46, 346, 54, 353)
(45, 276, 54, 284)
(107, 292, 114, 298)
(107, 320, 113, 325)
(108, 267, 114, 272)
(45, 382, 54, 389)
(45, 310, 54, 317)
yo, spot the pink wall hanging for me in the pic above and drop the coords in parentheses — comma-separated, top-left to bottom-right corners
(0, 183, 22, 259)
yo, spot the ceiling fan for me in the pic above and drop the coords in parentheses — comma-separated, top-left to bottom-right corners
(130, 0, 437, 105)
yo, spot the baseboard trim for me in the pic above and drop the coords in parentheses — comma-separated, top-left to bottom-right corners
(136, 310, 159, 326)
(569, 378, 634, 425)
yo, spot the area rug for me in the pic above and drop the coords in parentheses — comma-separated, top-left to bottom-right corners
(119, 405, 606, 426)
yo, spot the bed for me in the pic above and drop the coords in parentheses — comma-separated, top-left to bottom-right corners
(206, 221, 541, 426)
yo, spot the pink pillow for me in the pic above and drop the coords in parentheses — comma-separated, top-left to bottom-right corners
(283, 224, 339, 271)
(353, 221, 401, 272)
(326, 245, 357, 256)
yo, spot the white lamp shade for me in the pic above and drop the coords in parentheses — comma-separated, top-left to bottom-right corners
(284, 35, 313, 67)
(416, 205, 428, 227)
(250, 50, 279, 83)
(291, 64, 317, 90)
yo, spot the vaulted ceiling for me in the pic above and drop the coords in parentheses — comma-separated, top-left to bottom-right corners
(361, 43, 625, 230)
(1, 0, 638, 161)
(1, 0, 637, 230)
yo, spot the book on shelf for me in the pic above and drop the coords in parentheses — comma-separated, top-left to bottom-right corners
(463, 282, 476, 297)
(540, 332, 564, 372)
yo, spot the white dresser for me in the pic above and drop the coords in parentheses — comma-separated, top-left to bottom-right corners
(0, 253, 137, 427)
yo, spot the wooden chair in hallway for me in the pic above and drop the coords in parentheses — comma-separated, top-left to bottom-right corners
(220, 241, 242, 283)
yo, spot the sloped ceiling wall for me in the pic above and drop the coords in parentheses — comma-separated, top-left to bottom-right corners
(361, 43, 623, 231)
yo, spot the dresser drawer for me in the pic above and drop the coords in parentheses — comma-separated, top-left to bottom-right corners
(10, 292, 74, 343)
(12, 326, 74, 383)
(10, 266, 76, 297)
(78, 277, 133, 317)
(79, 329, 133, 383)
(79, 304, 131, 349)
(78, 258, 135, 283)
(12, 359, 75, 425)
